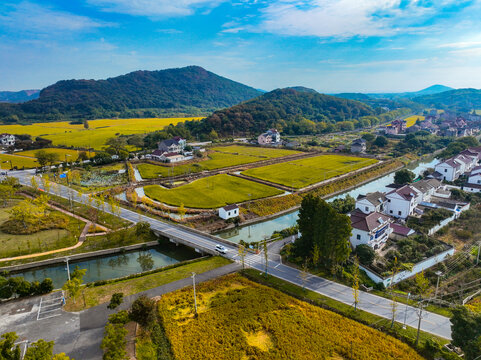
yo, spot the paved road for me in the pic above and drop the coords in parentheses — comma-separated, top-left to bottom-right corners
(8, 170, 453, 341)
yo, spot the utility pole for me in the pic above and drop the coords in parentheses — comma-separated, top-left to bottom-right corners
(415, 302, 424, 347)
(477, 241, 481, 265)
(434, 271, 443, 299)
(191, 272, 197, 316)
(65, 258, 71, 281)
(403, 293, 410, 329)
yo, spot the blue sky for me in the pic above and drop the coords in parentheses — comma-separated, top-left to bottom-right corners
(2, 0, 481, 93)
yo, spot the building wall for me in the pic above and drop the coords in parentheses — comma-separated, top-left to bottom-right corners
(435, 163, 456, 181)
(468, 173, 481, 185)
(355, 199, 377, 214)
(385, 197, 412, 218)
(349, 228, 369, 248)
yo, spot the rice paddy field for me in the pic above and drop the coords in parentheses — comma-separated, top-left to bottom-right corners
(0, 117, 199, 149)
(143, 174, 283, 208)
(404, 115, 425, 128)
(137, 145, 300, 179)
(15, 148, 95, 160)
(241, 155, 377, 189)
(151, 274, 424, 360)
(0, 153, 40, 169)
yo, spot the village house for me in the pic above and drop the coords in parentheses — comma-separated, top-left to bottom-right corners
(384, 185, 422, 219)
(0, 134, 15, 147)
(157, 137, 186, 154)
(350, 138, 367, 153)
(349, 209, 393, 250)
(462, 165, 481, 193)
(433, 153, 479, 181)
(258, 129, 281, 145)
(355, 192, 386, 214)
(218, 204, 239, 220)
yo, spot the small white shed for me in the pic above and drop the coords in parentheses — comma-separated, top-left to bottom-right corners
(219, 204, 239, 220)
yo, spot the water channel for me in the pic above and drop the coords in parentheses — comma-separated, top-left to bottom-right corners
(218, 157, 439, 243)
(14, 245, 198, 289)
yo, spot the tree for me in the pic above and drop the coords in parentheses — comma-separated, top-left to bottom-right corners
(83, 120, 89, 129)
(354, 244, 375, 266)
(108, 293, 124, 310)
(352, 256, 360, 311)
(295, 195, 351, 269)
(208, 129, 218, 140)
(362, 133, 375, 142)
(35, 150, 49, 167)
(330, 195, 355, 214)
(373, 135, 388, 147)
(178, 203, 186, 221)
(101, 323, 128, 360)
(0, 184, 14, 207)
(77, 151, 89, 162)
(389, 257, 399, 329)
(24, 339, 54, 360)
(238, 244, 247, 270)
(0, 332, 21, 360)
(40, 278, 54, 294)
(130, 295, 156, 329)
(451, 307, 481, 360)
(394, 169, 415, 185)
(62, 266, 86, 303)
(135, 222, 151, 238)
(311, 244, 321, 268)
(105, 137, 127, 155)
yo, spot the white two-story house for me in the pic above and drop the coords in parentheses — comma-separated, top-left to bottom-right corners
(384, 185, 422, 219)
(463, 165, 481, 193)
(349, 209, 393, 250)
(355, 192, 386, 214)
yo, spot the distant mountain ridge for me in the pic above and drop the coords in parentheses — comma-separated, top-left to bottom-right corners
(0, 90, 40, 103)
(413, 88, 481, 110)
(185, 87, 375, 136)
(0, 66, 261, 122)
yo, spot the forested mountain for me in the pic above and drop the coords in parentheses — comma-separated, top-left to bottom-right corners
(183, 88, 376, 136)
(0, 90, 39, 103)
(0, 66, 261, 123)
(413, 88, 481, 111)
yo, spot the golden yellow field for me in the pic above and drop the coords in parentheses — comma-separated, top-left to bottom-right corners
(0, 118, 199, 149)
(15, 148, 95, 159)
(0, 154, 39, 169)
(405, 115, 425, 128)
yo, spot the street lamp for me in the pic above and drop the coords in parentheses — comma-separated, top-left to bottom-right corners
(191, 272, 197, 315)
(65, 257, 71, 281)
(403, 293, 410, 329)
(434, 271, 443, 299)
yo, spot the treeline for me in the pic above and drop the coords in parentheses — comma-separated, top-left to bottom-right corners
(0, 66, 261, 123)
(414, 88, 481, 111)
(0, 275, 54, 299)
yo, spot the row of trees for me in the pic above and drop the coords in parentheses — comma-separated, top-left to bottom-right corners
(0, 276, 53, 299)
(0, 332, 71, 360)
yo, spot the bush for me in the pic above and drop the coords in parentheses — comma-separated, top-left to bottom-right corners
(108, 293, 124, 310)
(39, 278, 54, 294)
(354, 245, 376, 266)
(130, 295, 156, 329)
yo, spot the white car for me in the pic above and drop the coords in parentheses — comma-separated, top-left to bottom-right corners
(215, 244, 227, 254)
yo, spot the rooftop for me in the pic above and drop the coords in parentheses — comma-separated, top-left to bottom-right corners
(350, 209, 391, 232)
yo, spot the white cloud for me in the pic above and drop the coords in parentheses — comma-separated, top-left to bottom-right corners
(0, 2, 108, 33)
(87, 0, 225, 17)
(234, 0, 476, 39)
(438, 41, 481, 49)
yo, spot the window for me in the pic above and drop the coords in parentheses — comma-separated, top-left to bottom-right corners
(390, 210, 393, 214)
(398, 211, 402, 216)
(387, 199, 391, 203)
(444, 169, 447, 173)
(356, 234, 361, 240)
(228, 211, 231, 216)
(365, 206, 369, 211)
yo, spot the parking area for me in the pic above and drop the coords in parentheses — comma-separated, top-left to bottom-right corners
(36, 292, 65, 321)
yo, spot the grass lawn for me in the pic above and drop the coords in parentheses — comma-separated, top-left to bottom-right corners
(137, 145, 299, 179)
(242, 155, 378, 189)
(15, 148, 95, 160)
(65, 256, 231, 311)
(154, 273, 424, 360)
(0, 201, 84, 259)
(143, 174, 283, 208)
(0, 118, 199, 150)
(404, 115, 426, 128)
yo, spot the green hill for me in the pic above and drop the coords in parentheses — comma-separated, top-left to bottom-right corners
(185, 88, 375, 136)
(413, 88, 481, 110)
(0, 66, 261, 123)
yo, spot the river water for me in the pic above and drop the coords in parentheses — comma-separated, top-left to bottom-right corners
(218, 157, 438, 243)
(14, 245, 198, 289)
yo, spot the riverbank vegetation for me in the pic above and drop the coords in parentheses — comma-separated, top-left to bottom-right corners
(65, 256, 230, 312)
